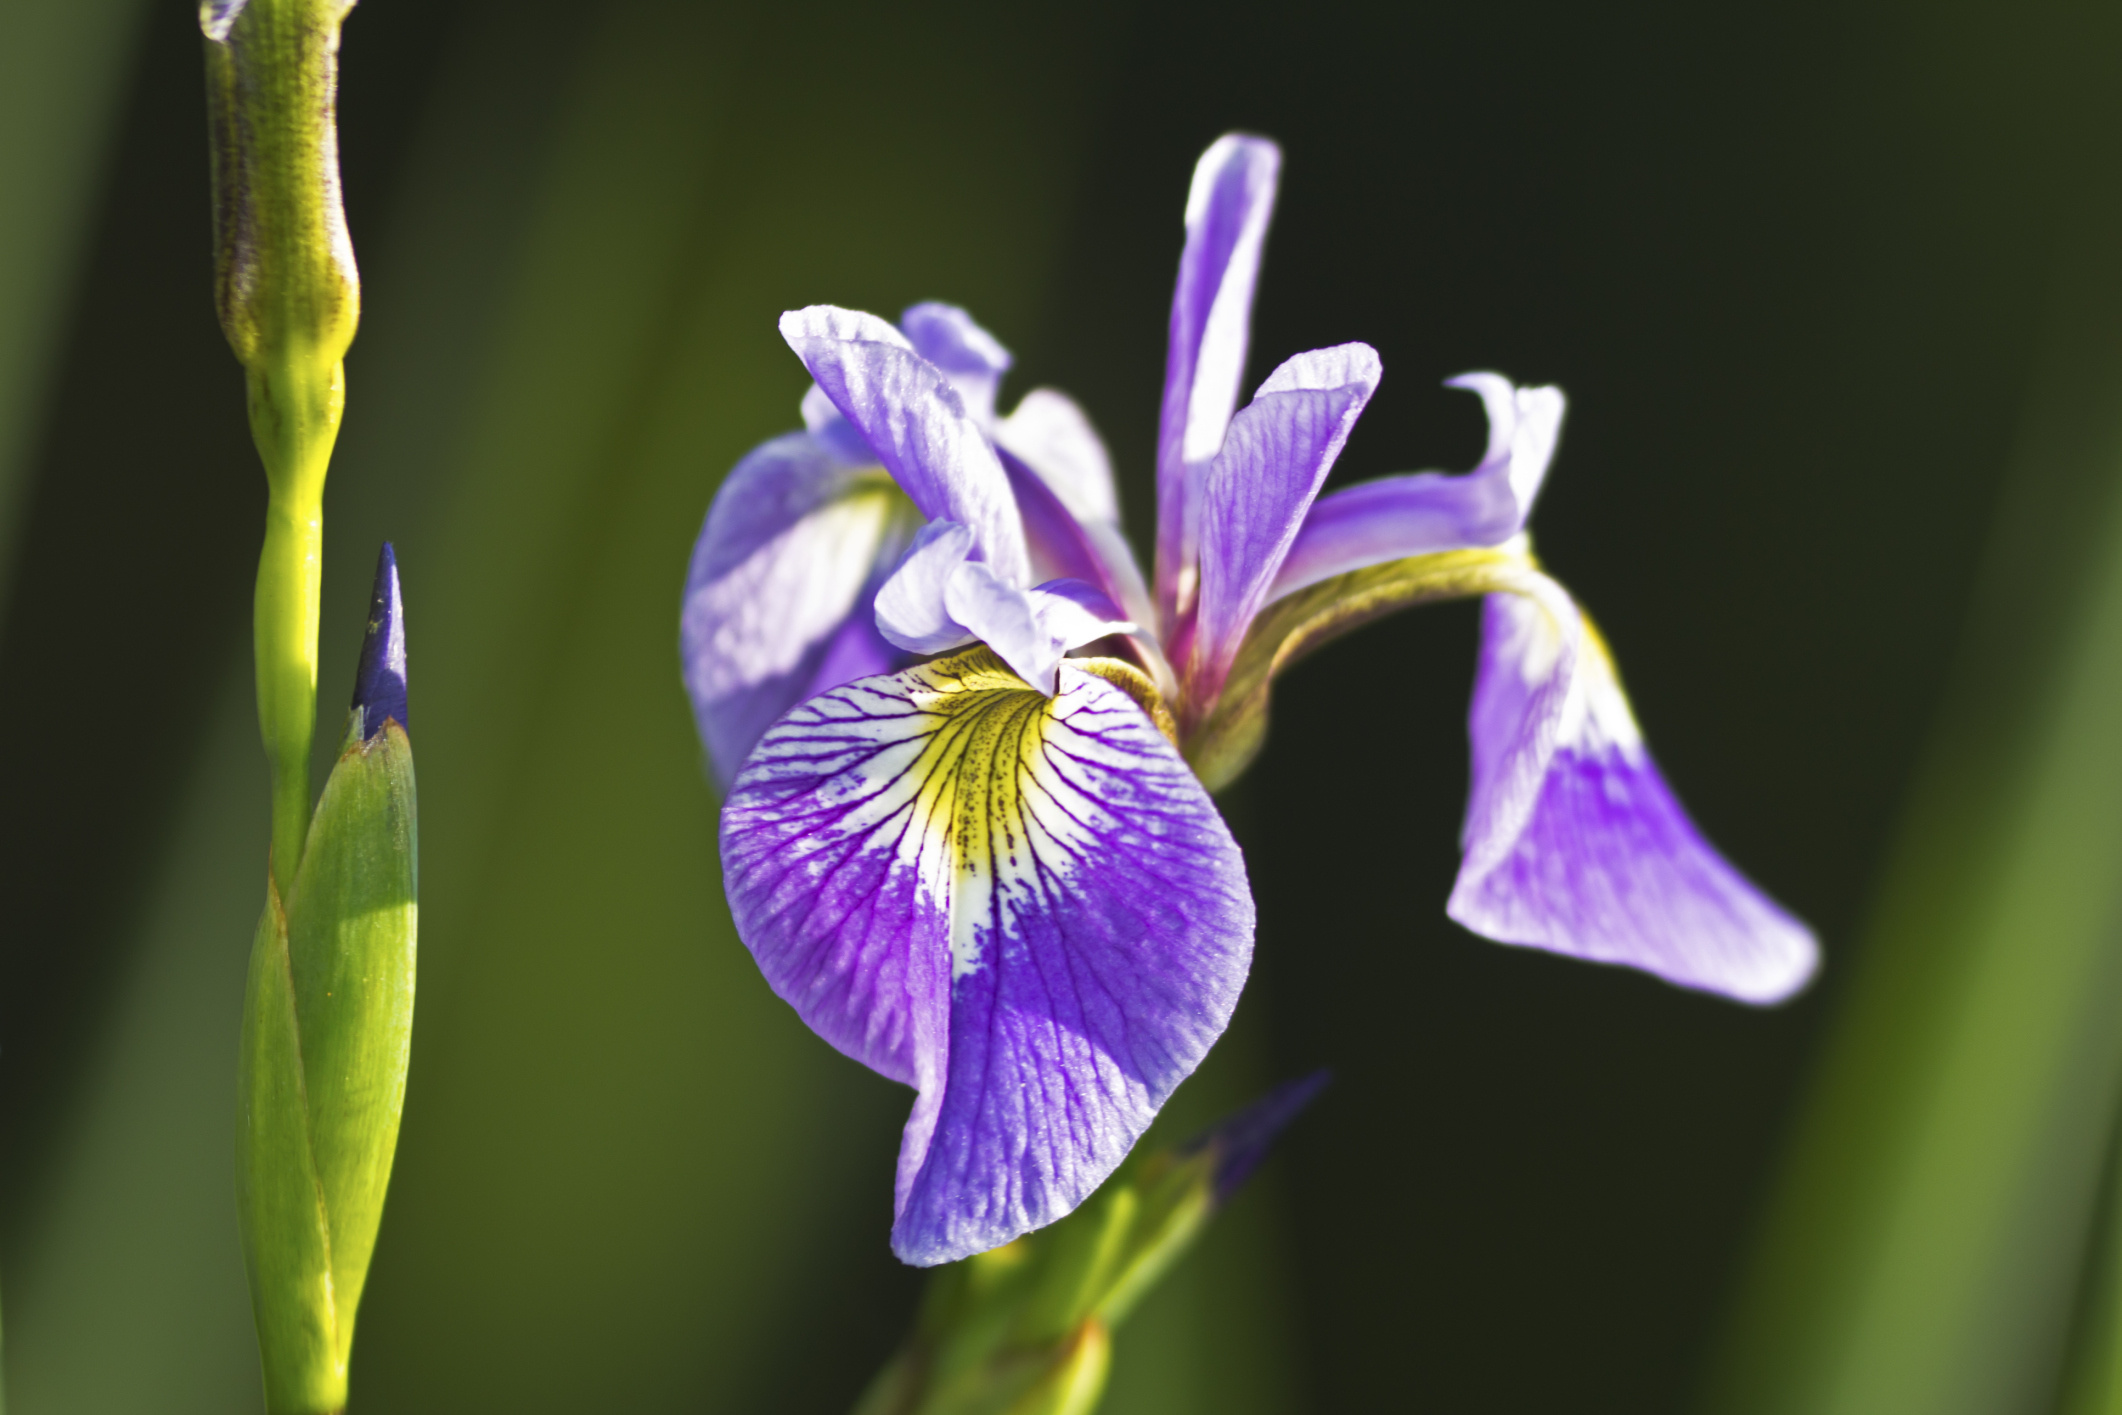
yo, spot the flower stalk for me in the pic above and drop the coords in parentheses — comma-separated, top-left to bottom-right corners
(204, 0, 359, 896)
(852, 1076, 1326, 1415)
(206, 7, 414, 1412)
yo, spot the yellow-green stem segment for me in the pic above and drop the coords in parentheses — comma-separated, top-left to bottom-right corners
(204, 0, 360, 896)
(250, 357, 341, 896)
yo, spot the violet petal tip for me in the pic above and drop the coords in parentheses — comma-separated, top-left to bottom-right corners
(1188, 1069, 1331, 1205)
(352, 541, 408, 739)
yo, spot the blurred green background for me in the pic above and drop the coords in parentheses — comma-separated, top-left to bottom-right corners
(3, 1, 2121, 1412)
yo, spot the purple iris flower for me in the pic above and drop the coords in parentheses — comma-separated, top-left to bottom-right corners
(682, 134, 1817, 1266)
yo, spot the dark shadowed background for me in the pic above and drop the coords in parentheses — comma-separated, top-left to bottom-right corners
(3, 1, 2114, 1411)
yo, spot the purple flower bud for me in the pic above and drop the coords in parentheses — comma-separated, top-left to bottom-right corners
(1188, 1069, 1330, 1205)
(352, 543, 406, 739)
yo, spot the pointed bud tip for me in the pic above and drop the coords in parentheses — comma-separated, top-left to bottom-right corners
(1189, 1069, 1330, 1205)
(352, 542, 407, 739)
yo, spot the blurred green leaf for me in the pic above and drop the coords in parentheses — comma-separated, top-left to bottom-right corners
(0, 0, 148, 601)
(236, 885, 338, 1412)
(1707, 200, 2122, 1415)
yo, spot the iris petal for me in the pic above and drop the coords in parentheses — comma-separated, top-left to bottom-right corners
(780, 305, 1031, 585)
(996, 389, 1157, 633)
(720, 648, 1254, 1265)
(1156, 134, 1281, 625)
(681, 432, 914, 787)
(1268, 375, 1566, 601)
(1189, 343, 1381, 712)
(999, 447, 1158, 639)
(875, 521, 982, 655)
(1451, 579, 1819, 1003)
(899, 302, 1013, 425)
(997, 387, 1122, 525)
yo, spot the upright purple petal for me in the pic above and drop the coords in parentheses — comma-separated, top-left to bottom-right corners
(1267, 376, 1567, 601)
(1448, 577, 1819, 1004)
(1188, 343, 1381, 710)
(1155, 135, 1282, 627)
(682, 432, 913, 787)
(900, 302, 1013, 425)
(780, 306, 1030, 585)
(720, 650, 1255, 1265)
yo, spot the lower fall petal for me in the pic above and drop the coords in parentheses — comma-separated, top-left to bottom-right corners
(1449, 585, 1819, 1004)
(719, 647, 1254, 1266)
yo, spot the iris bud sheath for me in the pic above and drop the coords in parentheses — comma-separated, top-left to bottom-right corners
(237, 546, 415, 1414)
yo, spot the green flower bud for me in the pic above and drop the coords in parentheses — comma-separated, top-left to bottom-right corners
(202, 0, 359, 378)
(202, 0, 363, 896)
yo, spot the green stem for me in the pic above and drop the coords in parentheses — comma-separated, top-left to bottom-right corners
(250, 355, 341, 896)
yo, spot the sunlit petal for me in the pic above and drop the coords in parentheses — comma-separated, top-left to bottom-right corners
(997, 387, 1121, 525)
(1155, 134, 1281, 625)
(682, 432, 914, 787)
(1450, 576, 1820, 1003)
(781, 305, 1030, 584)
(1269, 375, 1565, 600)
(899, 302, 1014, 426)
(875, 520, 981, 655)
(1188, 343, 1381, 710)
(720, 648, 1254, 1265)
(998, 446, 1158, 639)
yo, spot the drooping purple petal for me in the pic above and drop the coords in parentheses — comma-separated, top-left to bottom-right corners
(1268, 375, 1565, 602)
(1188, 343, 1381, 708)
(1449, 579, 1819, 1004)
(1155, 134, 1282, 627)
(900, 302, 1013, 425)
(682, 431, 913, 787)
(720, 651, 1255, 1265)
(780, 306, 1030, 585)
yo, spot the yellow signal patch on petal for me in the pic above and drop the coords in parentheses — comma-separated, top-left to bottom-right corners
(880, 647, 1171, 978)
(721, 642, 1253, 1265)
